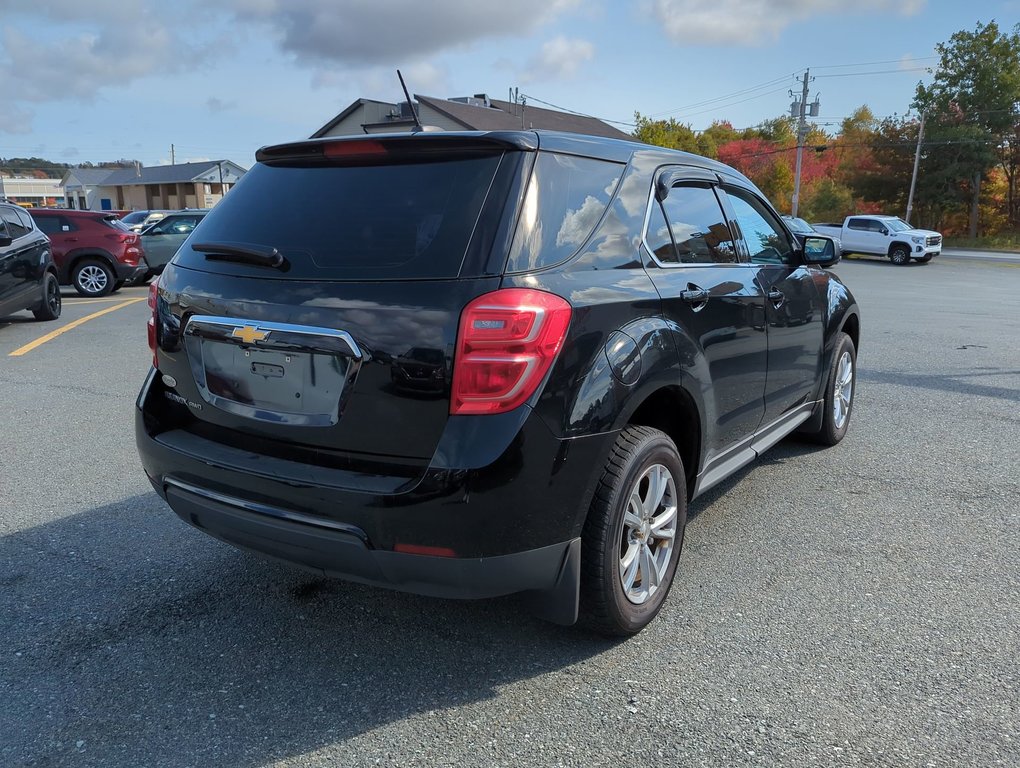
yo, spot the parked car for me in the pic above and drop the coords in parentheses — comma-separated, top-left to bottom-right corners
(29, 209, 147, 296)
(0, 202, 61, 321)
(136, 131, 859, 636)
(813, 215, 941, 264)
(121, 210, 171, 233)
(136, 210, 209, 282)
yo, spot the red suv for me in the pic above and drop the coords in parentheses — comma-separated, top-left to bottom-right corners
(29, 209, 147, 296)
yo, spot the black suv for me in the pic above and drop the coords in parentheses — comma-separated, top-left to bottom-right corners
(0, 202, 61, 321)
(136, 132, 859, 635)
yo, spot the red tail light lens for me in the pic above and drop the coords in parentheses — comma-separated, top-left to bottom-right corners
(450, 289, 571, 415)
(147, 278, 159, 368)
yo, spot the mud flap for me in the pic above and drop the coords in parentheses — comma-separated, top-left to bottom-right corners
(522, 537, 580, 626)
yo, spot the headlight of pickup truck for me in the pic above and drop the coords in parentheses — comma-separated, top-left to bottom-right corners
(911, 236, 924, 244)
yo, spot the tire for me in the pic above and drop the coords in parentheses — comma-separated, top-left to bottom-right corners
(889, 245, 911, 265)
(32, 273, 62, 321)
(918, 254, 933, 263)
(580, 426, 688, 636)
(807, 332, 856, 446)
(71, 259, 115, 297)
(112, 279, 125, 293)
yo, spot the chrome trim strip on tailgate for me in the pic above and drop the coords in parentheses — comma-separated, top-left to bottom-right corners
(183, 315, 363, 360)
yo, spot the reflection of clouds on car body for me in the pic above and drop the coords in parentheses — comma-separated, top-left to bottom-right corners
(556, 194, 607, 247)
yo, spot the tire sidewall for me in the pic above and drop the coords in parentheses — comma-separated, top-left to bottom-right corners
(601, 436, 688, 634)
(823, 334, 856, 443)
(34, 273, 61, 320)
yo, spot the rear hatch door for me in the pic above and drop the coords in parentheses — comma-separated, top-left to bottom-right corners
(153, 134, 531, 465)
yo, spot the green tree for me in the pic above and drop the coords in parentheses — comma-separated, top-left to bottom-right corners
(914, 20, 1020, 237)
(633, 113, 713, 156)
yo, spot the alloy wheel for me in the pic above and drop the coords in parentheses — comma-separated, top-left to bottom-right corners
(833, 351, 854, 429)
(78, 265, 109, 294)
(619, 463, 679, 605)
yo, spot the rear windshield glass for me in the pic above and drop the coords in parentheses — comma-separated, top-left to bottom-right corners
(174, 154, 503, 280)
(120, 211, 147, 224)
(102, 216, 131, 231)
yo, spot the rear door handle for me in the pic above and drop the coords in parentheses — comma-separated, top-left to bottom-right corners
(680, 284, 709, 304)
(767, 288, 785, 307)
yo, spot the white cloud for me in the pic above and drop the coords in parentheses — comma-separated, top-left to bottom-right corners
(649, 0, 925, 45)
(226, 0, 582, 66)
(521, 36, 595, 84)
(0, 1, 218, 133)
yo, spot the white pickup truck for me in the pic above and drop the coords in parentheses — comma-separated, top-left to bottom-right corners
(813, 215, 942, 265)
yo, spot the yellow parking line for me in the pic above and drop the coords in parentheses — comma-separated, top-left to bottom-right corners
(63, 297, 145, 305)
(8, 298, 145, 357)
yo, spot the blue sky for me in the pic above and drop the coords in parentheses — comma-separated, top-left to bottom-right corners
(1, 0, 1015, 170)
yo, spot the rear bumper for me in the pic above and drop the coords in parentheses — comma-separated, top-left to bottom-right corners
(162, 476, 577, 601)
(115, 262, 148, 281)
(135, 368, 614, 604)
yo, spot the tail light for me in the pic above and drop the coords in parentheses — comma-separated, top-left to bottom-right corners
(450, 289, 571, 415)
(147, 278, 159, 368)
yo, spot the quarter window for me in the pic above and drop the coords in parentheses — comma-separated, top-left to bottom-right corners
(0, 207, 30, 238)
(724, 189, 795, 265)
(659, 184, 736, 264)
(644, 200, 676, 263)
(507, 152, 623, 272)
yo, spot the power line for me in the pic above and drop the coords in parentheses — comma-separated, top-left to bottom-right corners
(815, 67, 931, 79)
(647, 74, 796, 118)
(811, 56, 937, 70)
(516, 93, 637, 127)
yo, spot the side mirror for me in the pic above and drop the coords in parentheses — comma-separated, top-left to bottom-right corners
(802, 235, 840, 268)
(0, 235, 12, 247)
(879, 227, 888, 236)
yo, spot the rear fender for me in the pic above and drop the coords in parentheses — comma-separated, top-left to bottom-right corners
(562, 315, 682, 437)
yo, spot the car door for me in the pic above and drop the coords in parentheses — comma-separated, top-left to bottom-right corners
(34, 213, 77, 265)
(643, 170, 767, 457)
(142, 214, 201, 268)
(0, 205, 43, 311)
(0, 212, 14, 309)
(842, 217, 874, 253)
(719, 185, 824, 430)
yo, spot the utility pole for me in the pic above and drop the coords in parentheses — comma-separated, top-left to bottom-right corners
(905, 113, 925, 225)
(171, 144, 175, 165)
(790, 70, 815, 218)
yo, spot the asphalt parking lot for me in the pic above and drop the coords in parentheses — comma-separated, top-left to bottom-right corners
(2, 255, 1018, 767)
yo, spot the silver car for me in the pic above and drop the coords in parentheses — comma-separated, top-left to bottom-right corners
(138, 210, 209, 281)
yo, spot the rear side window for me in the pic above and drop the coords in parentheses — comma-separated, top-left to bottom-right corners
(32, 215, 66, 235)
(1, 207, 30, 238)
(506, 152, 623, 272)
(174, 155, 504, 280)
(847, 218, 868, 231)
(659, 184, 736, 264)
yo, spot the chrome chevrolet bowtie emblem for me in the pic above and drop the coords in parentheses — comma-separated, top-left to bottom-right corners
(231, 324, 271, 344)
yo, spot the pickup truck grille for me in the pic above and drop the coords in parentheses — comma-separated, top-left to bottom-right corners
(927, 235, 942, 247)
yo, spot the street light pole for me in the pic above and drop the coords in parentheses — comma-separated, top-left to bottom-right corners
(905, 113, 925, 225)
(791, 70, 810, 218)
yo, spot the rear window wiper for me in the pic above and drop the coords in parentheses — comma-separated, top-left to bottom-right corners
(193, 241, 288, 270)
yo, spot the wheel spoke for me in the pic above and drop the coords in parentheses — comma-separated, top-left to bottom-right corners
(621, 545, 640, 592)
(642, 543, 662, 589)
(645, 466, 666, 517)
(624, 510, 642, 532)
(650, 503, 677, 535)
